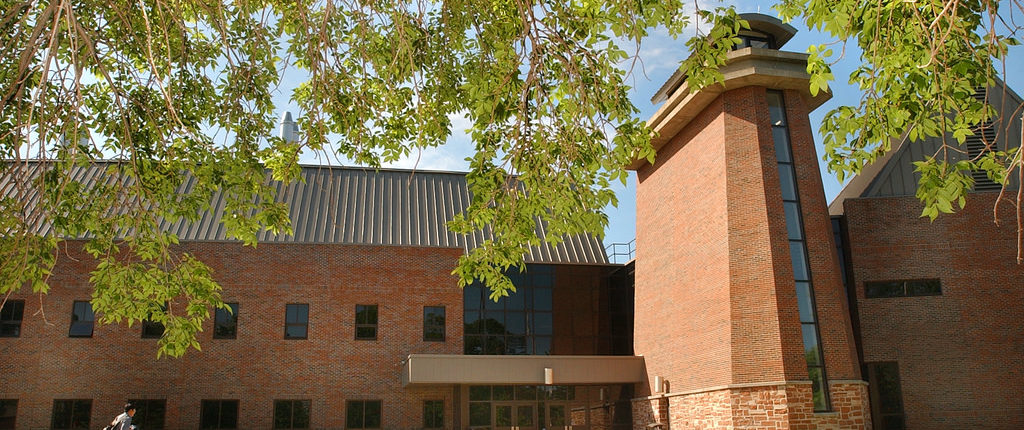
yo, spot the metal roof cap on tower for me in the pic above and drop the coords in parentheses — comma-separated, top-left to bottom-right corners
(650, 14, 797, 106)
(630, 13, 829, 170)
(739, 13, 797, 48)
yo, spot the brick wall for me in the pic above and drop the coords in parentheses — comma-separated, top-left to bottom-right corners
(844, 192, 1024, 428)
(0, 241, 463, 429)
(635, 92, 734, 394)
(633, 85, 866, 427)
(722, 86, 803, 383)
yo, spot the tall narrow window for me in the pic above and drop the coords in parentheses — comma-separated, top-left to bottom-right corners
(69, 301, 94, 338)
(423, 400, 443, 429)
(274, 400, 311, 429)
(423, 306, 445, 342)
(0, 300, 24, 337)
(128, 399, 166, 430)
(867, 362, 906, 430)
(767, 90, 830, 411)
(200, 399, 238, 429)
(355, 305, 378, 340)
(346, 400, 381, 429)
(51, 399, 91, 429)
(214, 303, 239, 339)
(0, 399, 17, 430)
(285, 304, 309, 339)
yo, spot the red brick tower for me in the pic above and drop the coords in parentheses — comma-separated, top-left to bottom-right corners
(628, 14, 870, 429)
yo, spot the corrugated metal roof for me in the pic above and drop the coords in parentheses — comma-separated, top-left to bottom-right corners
(0, 163, 608, 264)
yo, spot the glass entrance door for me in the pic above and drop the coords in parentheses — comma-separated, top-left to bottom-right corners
(540, 403, 569, 429)
(494, 402, 537, 430)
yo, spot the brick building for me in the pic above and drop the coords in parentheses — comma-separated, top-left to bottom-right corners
(1, 12, 1022, 430)
(829, 81, 1024, 428)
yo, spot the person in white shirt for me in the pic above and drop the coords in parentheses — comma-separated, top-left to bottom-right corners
(107, 402, 136, 430)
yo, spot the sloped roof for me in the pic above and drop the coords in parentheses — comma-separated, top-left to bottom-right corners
(828, 82, 1024, 215)
(0, 163, 608, 264)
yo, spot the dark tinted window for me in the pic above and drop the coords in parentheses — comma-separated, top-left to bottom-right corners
(141, 303, 167, 339)
(0, 399, 17, 430)
(285, 304, 308, 339)
(346, 400, 381, 429)
(865, 279, 942, 298)
(129, 399, 166, 430)
(865, 281, 904, 298)
(214, 303, 238, 339)
(69, 301, 94, 338)
(468, 403, 490, 426)
(355, 305, 377, 340)
(0, 300, 24, 337)
(464, 266, 556, 355)
(735, 31, 774, 49)
(423, 306, 445, 341)
(423, 400, 443, 429)
(867, 362, 906, 430)
(51, 399, 91, 429)
(274, 400, 311, 429)
(468, 386, 490, 401)
(200, 400, 238, 429)
(906, 279, 942, 296)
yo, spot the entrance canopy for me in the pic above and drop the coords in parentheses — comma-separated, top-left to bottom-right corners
(401, 354, 645, 387)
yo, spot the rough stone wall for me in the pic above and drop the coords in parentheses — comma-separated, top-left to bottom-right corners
(844, 192, 1024, 428)
(631, 382, 869, 430)
(0, 241, 463, 429)
(632, 396, 670, 430)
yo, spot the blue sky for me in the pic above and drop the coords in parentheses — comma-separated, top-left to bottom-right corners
(275, 3, 1024, 250)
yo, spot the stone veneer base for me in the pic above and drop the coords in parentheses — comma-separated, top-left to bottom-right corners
(632, 381, 870, 430)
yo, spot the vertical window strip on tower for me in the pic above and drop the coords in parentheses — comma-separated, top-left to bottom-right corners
(767, 90, 831, 411)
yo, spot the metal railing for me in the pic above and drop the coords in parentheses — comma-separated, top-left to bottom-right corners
(604, 239, 635, 264)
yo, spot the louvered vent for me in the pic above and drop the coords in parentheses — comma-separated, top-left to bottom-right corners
(966, 122, 1002, 191)
(965, 88, 1003, 191)
(971, 87, 988, 102)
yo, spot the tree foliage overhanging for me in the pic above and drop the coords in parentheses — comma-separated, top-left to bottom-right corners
(0, 0, 1020, 357)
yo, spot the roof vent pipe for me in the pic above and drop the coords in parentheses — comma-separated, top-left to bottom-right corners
(279, 111, 299, 143)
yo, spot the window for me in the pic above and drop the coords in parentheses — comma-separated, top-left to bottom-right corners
(200, 400, 238, 429)
(735, 31, 775, 49)
(285, 304, 308, 339)
(141, 303, 167, 339)
(464, 266, 554, 355)
(865, 279, 942, 298)
(0, 300, 24, 337)
(767, 89, 831, 411)
(129, 399, 166, 430)
(51, 399, 91, 429)
(0, 399, 16, 430)
(274, 400, 310, 429)
(423, 400, 443, 429)
(423, 306, 445, 342)
(69, 301, 94, 338)
(867, 362, 906, 430)
(355, 305, 377, 340)
(346, 400, 381, 429)
(214, 303, 239, 339)
(468, 385, 575, 428)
